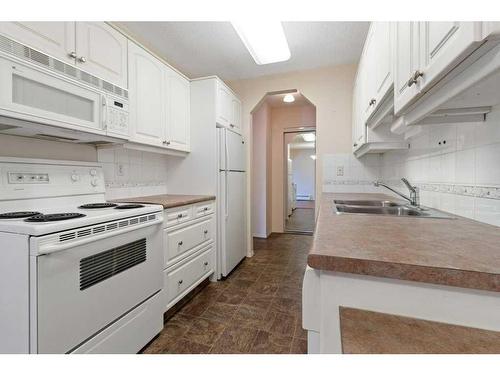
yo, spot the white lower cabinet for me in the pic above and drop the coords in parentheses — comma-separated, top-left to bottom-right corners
(161, 201, 215, 311)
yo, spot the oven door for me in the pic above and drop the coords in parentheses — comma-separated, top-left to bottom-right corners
(32, 221, 163, 354)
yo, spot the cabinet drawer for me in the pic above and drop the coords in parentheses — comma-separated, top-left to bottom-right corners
(164, 205, 193, 227)
(164, 218, 214, 266)
(194, 201, 215, 218)
(164, 247, 214, 309)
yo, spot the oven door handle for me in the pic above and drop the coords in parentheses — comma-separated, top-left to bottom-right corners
(37, 217, 163, 255)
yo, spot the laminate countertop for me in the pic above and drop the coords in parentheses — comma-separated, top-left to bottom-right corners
(114, 194, 215, 209)
(309, 193, 500, 292)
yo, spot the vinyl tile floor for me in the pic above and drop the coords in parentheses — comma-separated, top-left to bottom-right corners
(141, 233, 312, 354)
(285, 208, 315, 233)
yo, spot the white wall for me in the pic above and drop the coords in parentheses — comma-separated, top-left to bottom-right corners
(291, 148, 316, 199)
(379, 107, 500, 227)
(0, 134, 169, 200)
(322, 106, 500, 227)
(251, 102, 272, 238)
(97, 148, 168, 200)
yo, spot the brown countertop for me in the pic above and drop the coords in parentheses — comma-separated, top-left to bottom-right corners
(114, 194, 215, 209)
(308, 193, 500, 292)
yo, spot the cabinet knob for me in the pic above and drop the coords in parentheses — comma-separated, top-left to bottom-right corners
(178, 279, 183, 285)
(353, 143, 358, 147)
(178, 241, 183, 246)
(408, 70, 424, 87)
(204, 229, 208, 234)
(369, 98, 376, 106)
(204, 207, 208, 211)
(163, 140, 171, 146)
(68, 51, 77, 59)
(78, 56, 87, 63)
(204, 261, 209, 266)
(230, 124, 235, 128)
(177, 213, 183, 218)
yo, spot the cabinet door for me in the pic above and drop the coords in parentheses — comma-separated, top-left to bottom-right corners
(166, 68, 190, 151)
(418, 22, 479, 92)
(0, 22, 75, 64)
(75, 22, 128, 88)
(230, 96, 242, 133)
(361, 26, 376, 121)
(216, 82, 231, 127)
(394, 22, 421, 115)
(352, 71, 365, 151)
(128, 41, 166, 147)
(372, 22, 393, 105)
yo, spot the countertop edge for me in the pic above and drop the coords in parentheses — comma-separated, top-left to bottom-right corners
(114, 195, 216, 209)
(307, 254, 500, 292)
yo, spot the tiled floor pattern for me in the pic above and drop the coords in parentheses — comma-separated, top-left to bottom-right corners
(142, 233, 312, 354)
(285, 208, 315, 233)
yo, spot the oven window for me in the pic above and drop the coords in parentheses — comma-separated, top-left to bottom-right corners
(79, 238, 146, 290)
(12, 74, 94, 122)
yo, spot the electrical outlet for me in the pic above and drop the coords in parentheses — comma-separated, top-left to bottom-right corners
(336, 166, 344, 176)
(117, 163, 125, 176)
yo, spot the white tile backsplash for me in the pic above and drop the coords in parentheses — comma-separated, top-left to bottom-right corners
(323, 106, 500, 227)
(97, 148, 168, 200)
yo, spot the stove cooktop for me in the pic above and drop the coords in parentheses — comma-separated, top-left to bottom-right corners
(79, 203, 118, 209)
(0, 211, 42, 219)
(25, 213, 87, 222)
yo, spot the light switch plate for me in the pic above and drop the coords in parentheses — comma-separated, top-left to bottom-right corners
(336, 166, 344, 176)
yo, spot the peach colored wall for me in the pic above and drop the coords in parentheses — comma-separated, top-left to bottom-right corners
(270, 105, 316, 232)
(229, 64, 356, 244)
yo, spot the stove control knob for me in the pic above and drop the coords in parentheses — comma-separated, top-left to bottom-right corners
(89, 169, 97, 176)
(90, 179, 98, 187)
(71, 174, 79, 182)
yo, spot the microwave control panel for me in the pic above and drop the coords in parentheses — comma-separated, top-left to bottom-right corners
(105, 96, 129, 137)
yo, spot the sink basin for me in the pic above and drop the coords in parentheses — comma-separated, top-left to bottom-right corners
(336, 205, 425, 216)
(334, 199, 401, 207)
(334, 203, 454, 219)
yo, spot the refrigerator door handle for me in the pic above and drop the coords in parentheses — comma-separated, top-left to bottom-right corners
(225, 129, 229, 170)
(224, 171, 229, 220)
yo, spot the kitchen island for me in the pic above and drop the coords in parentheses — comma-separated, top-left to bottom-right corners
(303, 193, 500, 353)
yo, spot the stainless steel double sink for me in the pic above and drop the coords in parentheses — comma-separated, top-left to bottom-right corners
(334, 199, 454, 219)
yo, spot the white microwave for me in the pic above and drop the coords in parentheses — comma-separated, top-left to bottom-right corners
(0, 41, 129, 143)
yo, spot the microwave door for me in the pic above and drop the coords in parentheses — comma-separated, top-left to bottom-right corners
(0, 56, 104, 135)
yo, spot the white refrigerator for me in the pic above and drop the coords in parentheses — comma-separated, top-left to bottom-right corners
(217, 127, 247, 278)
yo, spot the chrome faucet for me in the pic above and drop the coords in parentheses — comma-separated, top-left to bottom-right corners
(373, 178, 419, 207)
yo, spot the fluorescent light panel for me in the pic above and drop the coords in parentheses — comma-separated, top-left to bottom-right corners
(232, 21, 291, 65)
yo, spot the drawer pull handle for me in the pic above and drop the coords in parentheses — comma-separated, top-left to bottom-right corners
(178, 241, 183, 246)
(204, 230, 208, 234)
(203, 207, 208, 211)
(204, 261, 209, 266)
(178, 279, 183, 285)
(177, 213, 183, 218)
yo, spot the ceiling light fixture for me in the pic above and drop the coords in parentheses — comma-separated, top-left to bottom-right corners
(231, 21, 291, 65)
(283, 94, 295, 103)
(302, 133, 315, 142)
(310, 155, 317, 160)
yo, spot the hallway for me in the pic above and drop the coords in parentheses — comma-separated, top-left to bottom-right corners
(142, 233, 312, 354)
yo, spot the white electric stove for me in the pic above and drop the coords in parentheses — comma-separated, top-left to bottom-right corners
(0, 157, 164, 354)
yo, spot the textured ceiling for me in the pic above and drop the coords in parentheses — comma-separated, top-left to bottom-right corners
(114, 21, 369, 81)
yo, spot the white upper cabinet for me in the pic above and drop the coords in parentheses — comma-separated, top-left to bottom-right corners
(166, 67, 190, 151)
(216, 80, 242, 134)
(128, 41, 191, 153)
(395, 21, 483, 115)
(0, 22, 76, 65)
(216, 81, 231, 128)
(75, 22, 128, 88)
(128, 41, 166, 148)
(230, 97, 242, 133)
(418, 22, 478, 92)
(0, 22, 127, 88)
(394, 22, 421, 115)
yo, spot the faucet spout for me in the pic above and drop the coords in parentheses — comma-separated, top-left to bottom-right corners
(373, 179, 419, 207)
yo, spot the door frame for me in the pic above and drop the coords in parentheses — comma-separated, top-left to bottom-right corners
(282, 127, 316, 233)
